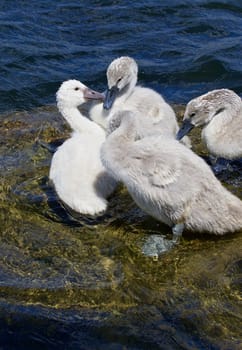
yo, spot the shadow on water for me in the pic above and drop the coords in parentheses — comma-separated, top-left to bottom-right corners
(0, 106, 241, 349)
(38, 175, 108, 228)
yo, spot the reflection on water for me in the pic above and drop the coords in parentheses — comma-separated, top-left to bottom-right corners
(0, 107, 241, 349)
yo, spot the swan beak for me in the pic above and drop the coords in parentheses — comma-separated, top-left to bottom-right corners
(83, 88, 105, 101)
(103, 86, 119, 110)
(176, 119, 194, 140)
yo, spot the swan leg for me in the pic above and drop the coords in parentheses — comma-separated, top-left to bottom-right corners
(171, 222, 184, 243)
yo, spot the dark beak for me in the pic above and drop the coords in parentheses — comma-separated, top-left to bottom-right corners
(176, 119, 195, 140)
(103, 86, 119, 110)
(83, 88, 105, 101)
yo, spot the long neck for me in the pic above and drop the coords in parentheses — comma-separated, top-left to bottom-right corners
(212, 92, 242, 124)
(101, 117, 137, 180)
(202, 103, 241, 155)
(103, 115, 136, 161)
(58, 102, 103, 135)
(207, 96, 241, 131)
(115, 77, 137, 106)
(110, 115, 137, 143)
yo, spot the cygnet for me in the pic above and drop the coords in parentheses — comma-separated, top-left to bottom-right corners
(90, 56, 191, 146)
(49, 80, 116, 216)
(176, 89, 242, 160)
(101, 110, 242, 237)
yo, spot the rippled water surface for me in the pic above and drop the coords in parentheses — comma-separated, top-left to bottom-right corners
(1, 0, 242, 113)
(0, 1, 242, 349)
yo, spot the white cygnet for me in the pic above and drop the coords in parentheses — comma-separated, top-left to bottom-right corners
(176, 89, 242, 159)
(49, 80, 116, 216)
(101, 110, 242, 237)
(90, 56, 190, 146)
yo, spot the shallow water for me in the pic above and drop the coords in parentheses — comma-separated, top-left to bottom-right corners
(0, 107, 241, 349)
(0, 0, 242, 349)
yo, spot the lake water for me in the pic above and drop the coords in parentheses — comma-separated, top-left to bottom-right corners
(1, 0, 242, 114)
(0, 1, 242, 349)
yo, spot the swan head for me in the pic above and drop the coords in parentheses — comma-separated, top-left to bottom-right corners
(56, 79, 104, 109)
(176, 89, 242, 140)
(103, 56, 138, 110)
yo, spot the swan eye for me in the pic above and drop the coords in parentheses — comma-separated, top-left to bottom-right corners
(74, 87, 80, 91)
(117, 77, 122, 84)
(190, 112, 196, 118)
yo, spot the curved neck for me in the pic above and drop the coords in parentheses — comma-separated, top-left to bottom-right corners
(212, 92, 242, 123)
(202, 105, 241, 150)
(116, 78, 137, 106)
(109, 114, 137, 144)
(58, 102, 103, 135)
(101, 114, 137, 180)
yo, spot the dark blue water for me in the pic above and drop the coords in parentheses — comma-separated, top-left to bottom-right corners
(0, 0, 242, 114)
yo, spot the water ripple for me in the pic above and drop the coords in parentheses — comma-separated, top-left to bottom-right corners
(0, 1, 242, 113)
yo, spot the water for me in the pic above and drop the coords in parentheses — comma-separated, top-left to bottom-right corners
(0, 1, 242, 349)
(1, 0, 242, 113)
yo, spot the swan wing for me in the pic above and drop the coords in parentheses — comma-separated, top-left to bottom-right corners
(145, 154, 181, 187)
(131, 139, 182, 188)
